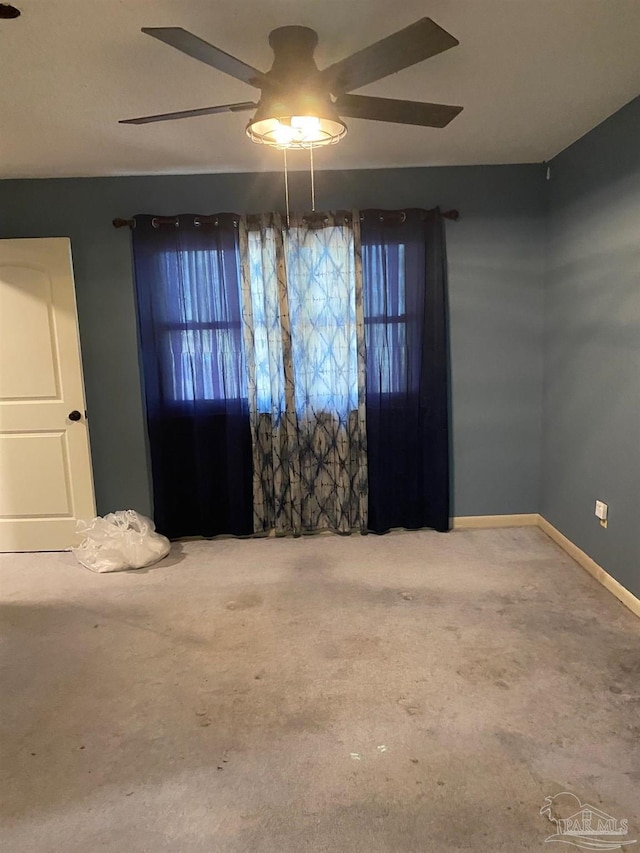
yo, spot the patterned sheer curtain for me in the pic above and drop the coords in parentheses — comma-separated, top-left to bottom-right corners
(239, 212, 368, 535)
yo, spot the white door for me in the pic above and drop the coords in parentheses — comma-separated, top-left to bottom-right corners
(0, 238, 95, 551)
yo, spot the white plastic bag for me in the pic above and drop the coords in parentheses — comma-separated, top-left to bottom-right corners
(73, 510, 171, 573)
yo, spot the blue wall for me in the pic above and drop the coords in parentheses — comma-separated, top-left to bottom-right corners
(543, 96, 640, 598)
(0, 165, 546, 521)
(2, 102, 637, 595)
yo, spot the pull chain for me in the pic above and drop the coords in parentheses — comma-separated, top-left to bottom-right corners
(283, 146, 291, 228)
(309, 144, 316, 212)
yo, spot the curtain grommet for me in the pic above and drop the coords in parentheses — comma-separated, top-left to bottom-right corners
(151, 216, 179, 229)
(378, 211, 406, 225)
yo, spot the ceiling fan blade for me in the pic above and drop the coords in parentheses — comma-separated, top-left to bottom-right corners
(335, 94, 462, 128)
(120, 101, 257, 125)
(141, 27, 267, 87)
(320, 18, 459, 95)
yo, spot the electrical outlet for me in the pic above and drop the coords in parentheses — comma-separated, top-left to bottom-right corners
(595, 500, 608, 528)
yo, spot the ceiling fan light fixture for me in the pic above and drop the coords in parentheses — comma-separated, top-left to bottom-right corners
(246, 92, 346, 149)
(247, 114, 346, 149)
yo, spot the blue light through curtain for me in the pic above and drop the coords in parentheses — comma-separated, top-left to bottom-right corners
(132, 214, 253, 539)
(360, 209, 450, 533)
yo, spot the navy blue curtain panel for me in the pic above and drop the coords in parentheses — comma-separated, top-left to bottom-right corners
(132, 215, 253, 538)
(360, 209, 451, 533)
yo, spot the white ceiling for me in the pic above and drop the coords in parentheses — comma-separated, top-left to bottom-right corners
(1, 0, 640, 178)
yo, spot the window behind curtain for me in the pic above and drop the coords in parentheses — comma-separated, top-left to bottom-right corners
(154, 245, 247, 404)
(151, 225, 411, 408)
(285, 223, 359, 419)
(363, 242, 408, 395)
(243, 222, 360, 417)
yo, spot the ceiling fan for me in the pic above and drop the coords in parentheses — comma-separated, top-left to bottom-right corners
(120, 18, 463, 148)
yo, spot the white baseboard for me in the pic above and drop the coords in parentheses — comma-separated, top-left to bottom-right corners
(452, 513, 639, 620)
(453, 514, 540, 529)
(538, 516, 640, 620)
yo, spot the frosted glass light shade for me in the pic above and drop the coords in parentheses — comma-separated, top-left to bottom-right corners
(247, 114, 346, 149)
(247, 90, 347, 149)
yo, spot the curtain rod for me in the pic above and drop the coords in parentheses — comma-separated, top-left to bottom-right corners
(112, 209, 460, 230)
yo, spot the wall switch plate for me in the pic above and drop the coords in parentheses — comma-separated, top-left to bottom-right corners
(595, 500, 608, 528)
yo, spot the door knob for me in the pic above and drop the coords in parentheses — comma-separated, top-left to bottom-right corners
(68, 410, 82, 421)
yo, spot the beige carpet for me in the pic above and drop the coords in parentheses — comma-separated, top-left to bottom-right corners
(1, 527, 638, 852)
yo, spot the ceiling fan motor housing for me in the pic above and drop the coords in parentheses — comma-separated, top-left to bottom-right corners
(248, 26, 347, 147)
(260, 26, 343, 123)
(267, 26, 320, 82)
